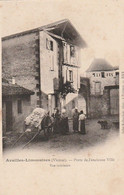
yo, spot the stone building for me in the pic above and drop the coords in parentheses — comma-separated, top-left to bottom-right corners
(86, 58, 119, 95)
(85, 59, 119, 118)
(2, 19, 86, 115)
(2, 78, 34, 133)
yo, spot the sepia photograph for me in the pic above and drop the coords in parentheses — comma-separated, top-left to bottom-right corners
(1, 0, 124, 194)
(2, 3, 120, 153)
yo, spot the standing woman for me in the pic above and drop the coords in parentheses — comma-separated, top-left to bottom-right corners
(79, 110, 86, 134)
(53, 108, 60, 134)
(60, 108, 69, 135)
(72, 107, 79, 133)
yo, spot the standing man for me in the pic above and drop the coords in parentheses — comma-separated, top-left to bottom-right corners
(72, 107, 79, 133)
(78, 110, 86, 134)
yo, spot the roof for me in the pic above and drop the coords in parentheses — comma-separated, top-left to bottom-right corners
(86, 59, 115, 72)
(2, 82, 35, 96)
(2, 19, 86, 48)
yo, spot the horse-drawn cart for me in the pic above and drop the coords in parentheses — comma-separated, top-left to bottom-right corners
(12, 108, 53, 148)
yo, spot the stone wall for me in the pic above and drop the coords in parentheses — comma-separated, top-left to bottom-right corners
(89, 86, 119, 118)
(2, 32, 40, 110)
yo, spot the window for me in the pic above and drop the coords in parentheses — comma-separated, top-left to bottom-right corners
(36, 84, 40, 88)
(101, 72, 105, 78)
(69, 70, 73, 82)
(35, 76, 39, 80)
(36, 91, 41, 96)
(70, 45, 75, 57)
(17, 100, 22, 114)
(46, 38, 53, 51)
(95, 82, 101, 95)
(92, 73, 95, 77)
(63, 42, 68, 63)
(109, 73, 113, 76)
(116, 72, 119, 76)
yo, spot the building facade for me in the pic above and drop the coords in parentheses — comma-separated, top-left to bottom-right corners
(2, 19, 86, 116)
(2, 79, 34, 133)
(86, 59, 119, 95)
(85, 59, 119, 118)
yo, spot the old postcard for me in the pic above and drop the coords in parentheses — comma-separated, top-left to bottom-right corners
(0, 0, 124, 194)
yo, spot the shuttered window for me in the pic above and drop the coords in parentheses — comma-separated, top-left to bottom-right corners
(46, 38, 53, 51)
(95, 82, 101, 95)
(63, 42, 68, 63)
(70, 45, 75, 57)
(69, 70, 73, 82)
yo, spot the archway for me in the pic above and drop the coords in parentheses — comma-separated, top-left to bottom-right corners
(78, 94, 86, 114)
(78, 83, 89, 117)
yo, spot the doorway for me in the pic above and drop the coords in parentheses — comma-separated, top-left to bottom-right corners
(6, 101, 13, 132)
(110, 89, 119, 115)
(78, 94, 86, 114)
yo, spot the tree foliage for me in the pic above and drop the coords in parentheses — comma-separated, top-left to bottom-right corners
(60, 81, 76, 98)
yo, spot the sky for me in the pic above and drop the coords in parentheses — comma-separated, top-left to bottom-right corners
(1, 0, 124, 74)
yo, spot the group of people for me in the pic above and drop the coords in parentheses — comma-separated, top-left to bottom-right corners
(51, 107, 86, 135)
(52, 107, 69, 135)
(72, 108, 86, 134)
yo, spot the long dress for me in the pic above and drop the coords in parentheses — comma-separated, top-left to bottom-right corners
(53, 112, 60, 134)
(60, 112, 69, 134)
(79, 114, 86, 134)
(73, 111, 79, 132)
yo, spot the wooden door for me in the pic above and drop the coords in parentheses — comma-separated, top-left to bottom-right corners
(6, 101, 13, 132)
(110, 89, 119, 115)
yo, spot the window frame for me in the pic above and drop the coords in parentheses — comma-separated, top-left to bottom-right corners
(46, 38, 53, 51)
(69, 70, 73, 82)
(101, 72, 105, 78)
(94, 81, 101, 95)
(70, 45, 75, 57)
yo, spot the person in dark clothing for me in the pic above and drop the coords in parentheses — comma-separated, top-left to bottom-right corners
(72, 107, 79, 133)
(60, 108, 69, 135)
(53, 108, 60, 134)
(78, 110, 86, 134)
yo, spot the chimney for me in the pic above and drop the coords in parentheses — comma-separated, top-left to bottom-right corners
(12, 77, 16, 84)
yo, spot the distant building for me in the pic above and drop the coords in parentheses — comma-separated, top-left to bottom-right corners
(86, 58, 119, 95)
(2, 79, 34, 134)
(2, 19, 86, 115)
(85, 59, 119, 118)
